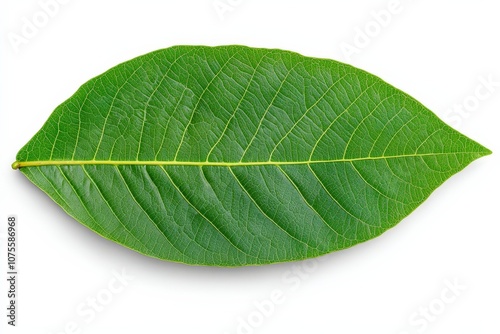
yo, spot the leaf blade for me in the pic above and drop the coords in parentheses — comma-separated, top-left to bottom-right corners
(14, 45, 491, 266)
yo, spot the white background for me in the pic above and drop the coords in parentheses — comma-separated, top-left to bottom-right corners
(1, 1, 499, 333)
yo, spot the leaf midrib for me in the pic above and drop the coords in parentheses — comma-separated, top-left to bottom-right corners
(12, 151, 482, 169)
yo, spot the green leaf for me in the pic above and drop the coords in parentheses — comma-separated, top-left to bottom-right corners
(13, 45, 491, 266)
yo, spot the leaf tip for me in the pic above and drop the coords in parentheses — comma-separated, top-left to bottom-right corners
(480, 146, 492, 157)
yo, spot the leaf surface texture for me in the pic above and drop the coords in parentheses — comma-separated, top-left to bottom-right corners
(14, 45, 491, 266)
